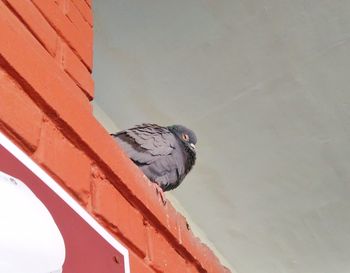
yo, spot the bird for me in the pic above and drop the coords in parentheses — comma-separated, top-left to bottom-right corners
(111, 123, 197, 193)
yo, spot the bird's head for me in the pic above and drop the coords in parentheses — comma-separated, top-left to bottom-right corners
(168, 125, 197, 152)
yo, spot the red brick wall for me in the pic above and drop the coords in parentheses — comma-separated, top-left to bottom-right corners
(0, 1, 230, 273)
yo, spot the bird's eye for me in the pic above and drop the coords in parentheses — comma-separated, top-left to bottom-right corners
(182, 134, 189, 141)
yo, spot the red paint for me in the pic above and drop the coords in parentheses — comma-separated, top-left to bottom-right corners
(147, 225, 187, 273)
(63, 42, 94, 99)
(3, 0, 58, 56)
(129, 251, 153, 273)
(66, 0, 92, 39)
(72, 0, 93, 26)
(0, 67, 42, 151)
(92, 176, 148, 257)
(31, 0, 93, 69)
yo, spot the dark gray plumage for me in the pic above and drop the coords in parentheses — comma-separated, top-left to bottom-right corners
(111, 123, 197, 191)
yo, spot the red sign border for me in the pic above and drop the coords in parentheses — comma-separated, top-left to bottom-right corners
(0, 132, 130, 273)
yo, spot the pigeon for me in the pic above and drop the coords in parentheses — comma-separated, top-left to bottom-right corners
(111, 123, 197, 192)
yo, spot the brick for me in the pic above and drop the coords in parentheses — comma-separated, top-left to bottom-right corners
(54, 37, 64, 68)
(84, 0, 92, 8)
(129, 251, 153, 273)
(62, 42, 94, 99)
(177, 215, 229, 273)
(198, 243, 225, 273)
(147, 226, 187, 273)
(54, 0, 66, 12)
(165, 203, 180, 241)
(31, 0, 92, 69)
(178, 225, 221, 272)
(0, 5, 168, 223)
(34, 119, 91, 204)
(3, 0, 58, 56)
(92, 175, 148, 257)
(140, 183, 171, 223)
(0, 66, 42, 151)
(186, 263, 201, 273)
(122, 172, 175, 229)
(66, 0, 92, 41)
(178, 215, 198, 253)
(177, 213, 192, 244)
(0, 1, 91, 113)
(179, 234, 230, 273)
(72, 0, 93, 26)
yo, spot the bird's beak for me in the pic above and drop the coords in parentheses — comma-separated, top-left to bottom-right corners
(190, 143, 196, 150)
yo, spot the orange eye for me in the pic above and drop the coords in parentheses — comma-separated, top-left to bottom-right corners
(182, 134, 189, 141)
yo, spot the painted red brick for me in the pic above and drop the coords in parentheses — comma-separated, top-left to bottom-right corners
(54, 37, 64, 68)
(198, 243, 225, 273)
(31, 0, 93, 69)
(0, 66, 42, 152)
(84, 0, 92, 8)
(186, 263, 201, 273)
(177, 222, 213, 272)
(178, 213, 198, 251)
(62, 41, 94, 99)
(177, 212, 194, 249)
(72, 0, 93, 26)
(66, 0, 92, 36)
(34, 119, 91, 204)
(147, 225, 188, 273)
(177, 213, 226, 273)
(54, 0, 66, 12)
(3, 0, 58, 56)
(0, 0, 91, 113)
(165, 202, 180, 241)
(129, 251, 154, 273)
(92, 173, 148, 257)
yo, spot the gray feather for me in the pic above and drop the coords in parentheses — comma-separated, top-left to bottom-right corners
(111, 123, 196, 191)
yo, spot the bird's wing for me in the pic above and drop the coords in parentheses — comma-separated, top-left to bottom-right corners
(125, 123, 175, 155)
(112, 123, 176, 164)
(151, 142, 187, 190)
(143, 151, 184, 191)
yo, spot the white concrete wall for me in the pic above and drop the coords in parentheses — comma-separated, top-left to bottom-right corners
(93, 1, 350, 273)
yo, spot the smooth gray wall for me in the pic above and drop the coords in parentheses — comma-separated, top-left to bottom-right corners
(93, 1, 350, 273)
